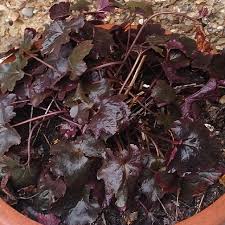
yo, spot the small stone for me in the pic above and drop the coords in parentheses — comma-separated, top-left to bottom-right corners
(8, 11, 20, 22)
(33, 9, 38, 14)
(204, 123, 215, 132)
(21, 7, 34, 17)
(219, 95, 225, 104)
(196, 0, 205, 4)
(69, 105, 79, 118)
(0, 4, 8, 11)
(217, 26, 223, 30)
(216, 37, 225, 45)
(139, 18, 144, 25)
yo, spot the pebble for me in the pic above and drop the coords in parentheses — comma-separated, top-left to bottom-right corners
(139, 18, 144, 25)
(8, 11, 20, 22)
(21, 7, 34, 17)
(217, 26, 224, 30)
(219, 95, 225, 104)
(0, 5, 8, 11)
(204, 123, 215, 132)
(69, 105, 79, 118)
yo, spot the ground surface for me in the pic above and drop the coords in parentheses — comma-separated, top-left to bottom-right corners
(1, 0, 225, 52)
(1, 1, 225, 225)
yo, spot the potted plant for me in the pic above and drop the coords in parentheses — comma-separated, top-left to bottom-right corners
(0, 2, 224, 225)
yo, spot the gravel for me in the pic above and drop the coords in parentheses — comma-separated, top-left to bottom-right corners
(21, 7, 34, 17)
(0, 0, 225, 53)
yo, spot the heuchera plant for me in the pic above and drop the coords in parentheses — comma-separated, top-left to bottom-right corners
(0, 1, 224, 225)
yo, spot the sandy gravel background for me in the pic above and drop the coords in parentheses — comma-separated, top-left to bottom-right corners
(0, 0, 225, 52)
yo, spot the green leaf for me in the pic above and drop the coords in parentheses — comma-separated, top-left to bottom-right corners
(0, 55, 27, 93)
(68, 40, 93, 80)
(126, 1, 153, 17)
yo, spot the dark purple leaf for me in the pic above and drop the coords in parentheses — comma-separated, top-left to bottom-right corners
(162, 61, 187, 84)
(209, 53, 225, 79)
(182, 78, 217, 119)
(41, 17, 85, 56)
(97, 0, 110, 11)
(166, 39, 186, 53)
(181, 170, 221, 197)
(168, 119, 219, 176)
(77, 71, 111, 104)
(36, 213, 61, 225)
(178, 36, 197, 57)
(57, 81, 77, 101)
(0, 94, 16, 125)
(139, 178, 163, 203)
(154, 171, 179, 193)
(49, 142, 93, 185)
(0, 125, 21, 155)
(60, 122, 79, 139)
(49, 2, 71, 20)
(191, 51, 212, 71)
(88, 95, 130, 139)
(35, 171, 66, 210)
(74, 133, 106, 158)
(137, 23, 165, 43)
(168, 50, 190, 69)
(198, 7, 209, 18)
(29, 56, 68, 106)
(151, 80, 176, 104)
(21, 28, 37, 51)
(97, 144, 142, 207)
(92, 28, 115, 58)
(65, 187, 101, 225)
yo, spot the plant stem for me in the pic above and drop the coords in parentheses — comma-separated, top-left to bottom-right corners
(116, 11, 201, 77)
(125, 55, 147, 95)
(25, 51, 62, 75)
(119, 52, 142, 94)
(12, 110, 66, 127)
(87, 61, 123, 72)
(25, 121, 42, 167)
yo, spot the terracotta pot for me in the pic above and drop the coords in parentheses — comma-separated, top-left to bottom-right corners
(0, 22, 224, 225)
(0, 194, 225, 225)
(0, 198, 40, 225)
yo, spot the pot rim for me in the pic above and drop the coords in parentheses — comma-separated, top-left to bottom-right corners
(0, 194, 225, 225)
